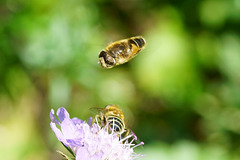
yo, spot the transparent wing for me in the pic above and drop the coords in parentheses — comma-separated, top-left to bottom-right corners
(89, 107, 105, 115)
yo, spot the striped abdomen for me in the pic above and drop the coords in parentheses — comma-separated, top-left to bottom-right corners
(106, 116, 125, 134)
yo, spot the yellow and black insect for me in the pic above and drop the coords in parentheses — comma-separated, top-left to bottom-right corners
(91, 104, 126, 135)
(98, 36, 146, 69)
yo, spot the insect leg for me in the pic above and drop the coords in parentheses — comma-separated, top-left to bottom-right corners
(91, 114, 101, 127)
(124, 128, 130, 137)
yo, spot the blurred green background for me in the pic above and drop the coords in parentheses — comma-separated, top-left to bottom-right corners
(1, 0, 240, 159)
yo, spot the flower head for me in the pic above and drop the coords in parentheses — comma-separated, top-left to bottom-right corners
(50, 107, 144, 160)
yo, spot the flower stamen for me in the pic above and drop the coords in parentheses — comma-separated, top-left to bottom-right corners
(131, 142, 144, 149)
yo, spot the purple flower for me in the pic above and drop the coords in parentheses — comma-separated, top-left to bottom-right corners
(50, 107, 144, 160)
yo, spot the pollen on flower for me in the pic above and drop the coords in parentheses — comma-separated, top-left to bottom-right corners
(50, 107, 144, 160)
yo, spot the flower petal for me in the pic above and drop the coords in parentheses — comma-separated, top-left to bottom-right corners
(50, 109, 60, 125)
(72, 117, 84, 125)
(61, 117, 78, 139)
(57, 107, 70, 122)
(50, 122, 67, 145)
(66, 139, 83, 147)
(76, 147, 91, 160)
(88, 117, 93, 126)
(90, 123, 100, 133)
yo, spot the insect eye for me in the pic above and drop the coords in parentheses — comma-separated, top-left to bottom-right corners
(99, 50, 107, 58)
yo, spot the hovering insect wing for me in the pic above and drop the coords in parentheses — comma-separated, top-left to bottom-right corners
(89, 107, 105, 115)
